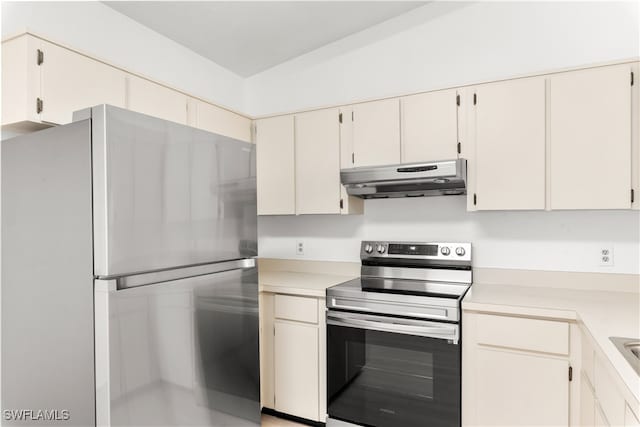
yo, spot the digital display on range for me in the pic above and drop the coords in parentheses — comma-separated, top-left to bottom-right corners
(388, 244, 437, 256)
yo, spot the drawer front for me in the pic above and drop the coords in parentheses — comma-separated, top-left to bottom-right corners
(595, 357, 625, 427)
(476, 314, 569, 355)
(275, 294, 318, 324)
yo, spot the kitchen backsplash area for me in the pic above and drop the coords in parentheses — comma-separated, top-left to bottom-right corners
(258, 195, 640, 274)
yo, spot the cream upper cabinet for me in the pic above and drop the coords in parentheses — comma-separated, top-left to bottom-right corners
(1, 34, 125, 127)
(549, 64, 632, 210)
(187, 98, 251, 142)
(40, 40, 126, 125)
(126, 75, 187, 125)
(351, 98, 401, 167)
(2, 34, 41, 127)
(401, 88, 459, 163)
(256, 115, 295, 215)
(295, 108, 341, 214)
(472, 77, 546, 210)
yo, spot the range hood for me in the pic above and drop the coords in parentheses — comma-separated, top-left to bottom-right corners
(341, 159, 467, 199)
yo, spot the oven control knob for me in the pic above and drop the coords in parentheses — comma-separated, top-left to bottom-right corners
(376, 244, 386, 254)
(455, 247, 466, 256)
(364, 243, 374, 254)
(440, 246, 451, 256)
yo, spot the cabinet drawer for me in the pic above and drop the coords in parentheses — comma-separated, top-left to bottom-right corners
(275, 294, 318, 324)
(476, 314, 569, 355)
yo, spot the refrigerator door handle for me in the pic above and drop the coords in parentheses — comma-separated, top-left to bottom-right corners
(110, 258, 256, 290)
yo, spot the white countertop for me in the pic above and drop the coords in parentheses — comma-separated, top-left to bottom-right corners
(463, 283, 640, 405)
(259, 271, 356, 298)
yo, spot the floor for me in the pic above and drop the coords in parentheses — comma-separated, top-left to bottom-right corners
(261, 414, 308, 427)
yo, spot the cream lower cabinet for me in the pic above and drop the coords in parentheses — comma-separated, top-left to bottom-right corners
(260, 293, 326, 422)
(580, 331, 640, 427)
(463, 312, 574, 426)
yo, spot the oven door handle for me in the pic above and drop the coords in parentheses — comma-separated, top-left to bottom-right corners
(327, 312, 458, 344)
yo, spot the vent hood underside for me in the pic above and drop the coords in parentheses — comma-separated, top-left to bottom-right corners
(340, 159, 467, 199)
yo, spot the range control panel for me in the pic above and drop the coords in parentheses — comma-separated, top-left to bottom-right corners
(360, 241, 472, 262)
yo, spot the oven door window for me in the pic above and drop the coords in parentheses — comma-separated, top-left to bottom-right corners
(327, 324, 459, 427)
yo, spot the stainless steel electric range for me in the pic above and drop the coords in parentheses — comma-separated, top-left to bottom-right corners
(326, 241, 472, 427)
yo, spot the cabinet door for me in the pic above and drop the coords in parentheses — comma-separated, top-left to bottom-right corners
(189, 98, 251, 142)
(473, 77, 546, 210)
(255, 115, 295, 215)
(401, 88, 459, 163)
(581, 374, 596, 426)
(40, 40, 126, 125)
(626, 404, 640, 427)
(352, 98, 400, 167)
(474, 348, 569, 426)
(274, 321, 319, 421)
(295, 108, 341, 214)
(127, 75, 187, 124)
(549, 64, 632, 209)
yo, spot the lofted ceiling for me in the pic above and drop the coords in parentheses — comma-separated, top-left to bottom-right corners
(103, 1, 426, 77)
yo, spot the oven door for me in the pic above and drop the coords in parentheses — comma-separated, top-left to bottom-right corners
(326, 311, 460, 427)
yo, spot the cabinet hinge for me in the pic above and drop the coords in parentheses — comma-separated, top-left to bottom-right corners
(253, 124, 257, 136)
(632, 71, 635, 86)
(351, 153, 355, 164)
(473, 93, 477, 105)
(340, 198, 344, 209)
(632, 189, 635, 203)
(473, 193, 477, 206)
(351, 111, 354, 121)
(457, 142, 461, 154)
(456, 94, 460, 106)
(568, 366, 573, 382)
(36, 49, 44, 66)
(36, 98, 43, 114)
(339, 112, 343, 124)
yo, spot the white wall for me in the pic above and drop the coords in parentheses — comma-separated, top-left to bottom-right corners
(258, 197, 640, 274)
(246, 1, 640, 116)
(1, 1, 246, 112)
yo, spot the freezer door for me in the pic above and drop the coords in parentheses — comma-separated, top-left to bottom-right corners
(94, 262, 260, 427)
(91, 105, 257, 277)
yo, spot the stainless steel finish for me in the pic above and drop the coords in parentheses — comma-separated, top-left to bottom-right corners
(610, 337, 640, 375)
(361, 265, 472, 286)
(327, 311, 459, 343)
(327, 278, 460, 322)
(95, 267, 260, 427)
(90, 105, 257, 277)
(340, 158, 467, 199)
(455, 246, 466, 256)
(112, 258, 256, 289)
(360, 241, 472, 263)
(2, 122, 96, 426)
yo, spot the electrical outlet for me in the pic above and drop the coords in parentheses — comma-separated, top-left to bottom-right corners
(599, 246, 614, 267)
(296, 241, 304, 256)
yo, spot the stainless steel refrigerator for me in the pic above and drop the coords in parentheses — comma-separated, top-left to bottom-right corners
(1, 105, 260, 426)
